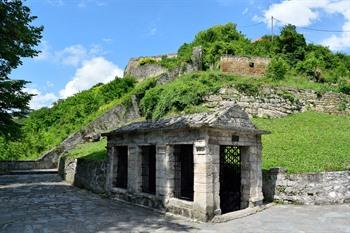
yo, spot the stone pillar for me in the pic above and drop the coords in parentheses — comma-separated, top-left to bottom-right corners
(193, 140, 215, 221)
(155, 144, 168, 199)
(209, 144, 221, 215)
(105, 145, 114, 192)
(240, 140, 263, 208)
(127, 145, 142, 193)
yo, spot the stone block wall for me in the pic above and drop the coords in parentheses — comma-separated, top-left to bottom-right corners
(58, 156, 107, 194)
(262, 168, 350, 204)
(205, 86, 350, 118)
(220, 56, 270, 77)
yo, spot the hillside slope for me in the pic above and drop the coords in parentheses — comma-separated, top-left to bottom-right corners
(1, 22, 349, 174)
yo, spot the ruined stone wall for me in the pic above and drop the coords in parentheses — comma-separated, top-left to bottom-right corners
(124, 47, 203, 82)
(220, 56, 270, 77)
(262, 168, 350, 205)
(205, 86, 350, 118)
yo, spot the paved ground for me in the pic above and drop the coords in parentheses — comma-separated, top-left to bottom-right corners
(0, 174, 349, 233)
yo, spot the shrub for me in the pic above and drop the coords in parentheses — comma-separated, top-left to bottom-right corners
(140, 72, 226, 119)
(235, 82, 260, 96)
(139, 57, 157, 66)
(266, 56, 289, 81)
(338, 79, 350, 95)
(158, 57, 181, 70)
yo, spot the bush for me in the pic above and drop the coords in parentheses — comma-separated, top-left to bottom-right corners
(140, 72, 227, 119)
(158, 57, 181, 70)
(139, 57, 157, 66)
(338, 79, 350, 95)
(266, 56, 289, 81)
(235, 82, 260, 96)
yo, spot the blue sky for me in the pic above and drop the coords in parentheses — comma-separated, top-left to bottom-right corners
(10, 0, 350, 109)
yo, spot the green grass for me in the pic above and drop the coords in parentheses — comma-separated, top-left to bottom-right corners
(253, 112, 350, 173)
(67, 138, 107, 161)
(71, 112, 350, 174)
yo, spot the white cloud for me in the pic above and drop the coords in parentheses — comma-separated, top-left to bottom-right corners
(262, 0, 328, 27)
(25, 88, 58, 110)
(260, 0, 350, 51)
(35, 43, 107, 67)
(59, 57, 123, 98)
(53, 44, 98, 67)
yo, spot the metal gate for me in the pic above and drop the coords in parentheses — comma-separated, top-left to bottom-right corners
(220, 145, 241, 214)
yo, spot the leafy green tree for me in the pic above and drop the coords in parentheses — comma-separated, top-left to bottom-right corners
(276, 25, 306, 65)
(177, 23, 249, 69)
(0, 0, 43, 139)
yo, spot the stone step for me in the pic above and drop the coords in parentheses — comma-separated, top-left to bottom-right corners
(5, 169, 58, 175)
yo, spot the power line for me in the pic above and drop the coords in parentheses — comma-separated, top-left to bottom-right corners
(239, 22, 264, 28)
(273, 17, 350, 33)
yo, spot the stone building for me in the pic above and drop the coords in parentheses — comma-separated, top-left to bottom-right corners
(102, 105, 268, 221)
(220, 55, 270, 77)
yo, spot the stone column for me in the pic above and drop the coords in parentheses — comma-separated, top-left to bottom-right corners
(155, 145, 168, 198)
(193, 140, 215, 221)
(240, 139, 263, 208)
(105, 145, 114, 192)
(127, 145, 142, 193)
(209, 144, 221, 215)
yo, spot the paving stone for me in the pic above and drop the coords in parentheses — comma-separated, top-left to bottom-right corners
(0, 174, 349, 233)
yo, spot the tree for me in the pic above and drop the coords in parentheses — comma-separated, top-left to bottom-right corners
(277, 25, 306, 65)
(0, 0, 43, 139)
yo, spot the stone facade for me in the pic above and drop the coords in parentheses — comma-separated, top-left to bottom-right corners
(263, 168, 350, 205)
(103, 106, 267, 221)
(220, 56, 270, 77)
(205, 86, 350, 118)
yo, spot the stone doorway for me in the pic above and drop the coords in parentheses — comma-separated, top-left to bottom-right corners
(113, 146, 128, 189)
(219, 145, 241, 214)
(141, 145, 156, 194)
(174, 145, 194, 201)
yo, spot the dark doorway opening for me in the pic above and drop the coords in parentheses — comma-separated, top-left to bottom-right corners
(113, 146, 128, 189)
(141, 145, 156, 194)
(220, 145, 241, 214)
(174, 144, 194, 201)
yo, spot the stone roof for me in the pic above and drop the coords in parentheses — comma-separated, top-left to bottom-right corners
(103, 105, 269, 136)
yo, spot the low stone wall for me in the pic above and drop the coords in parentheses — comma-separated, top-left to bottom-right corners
(263, 168, 350, 205)
(0, 159, 56, 173)
(58, 156, 107, 194)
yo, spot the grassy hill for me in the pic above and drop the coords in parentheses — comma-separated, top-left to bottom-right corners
(253, 112, 350, 173)
(1, 22, 350, 173)
(65, 111, 350, 173)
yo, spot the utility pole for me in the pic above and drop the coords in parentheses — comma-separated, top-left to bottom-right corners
(271, 16, 274, 43)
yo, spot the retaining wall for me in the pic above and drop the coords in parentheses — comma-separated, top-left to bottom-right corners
(205, 86, 350, 118)
(263, 168, 350, 205)
(58, 156, 107, 194)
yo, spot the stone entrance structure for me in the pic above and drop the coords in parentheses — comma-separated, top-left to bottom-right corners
(102, 105, 268, 221)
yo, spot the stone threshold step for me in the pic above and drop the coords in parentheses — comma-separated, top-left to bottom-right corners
(5, 169, 58, 175)
(211, 203, 275, 223)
